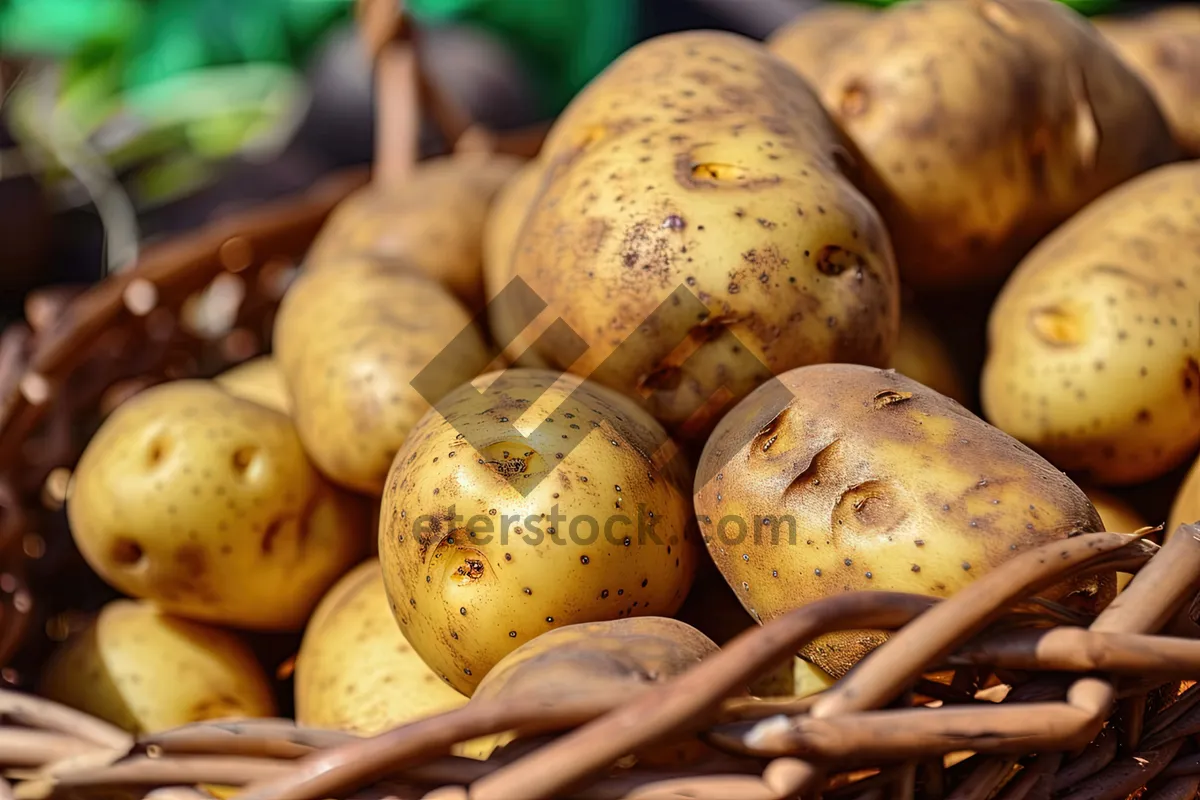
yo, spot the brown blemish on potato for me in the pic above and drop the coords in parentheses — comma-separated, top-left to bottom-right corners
(111, 538, 145, 567)
(231, 445, 260, 477)
(815, 245, 864, 277)
(872, 390, 913, 409)
(839, 80, 870, 118)
(146, 436, 170, 467)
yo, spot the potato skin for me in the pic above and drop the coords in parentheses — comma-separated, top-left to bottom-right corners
(767, 4, 877, 84)
(1096, 7, 1200, 157)
(68, 381, 368, 630)
(983, 162, 1200, 486)
(295, 560, 467, 735)
(510, 31, 899, 437)
(1087, 487, 1148, 592)
(892, 308, 968, 405)
(776, 0, 1179, 289)
(695, 363, 1108, 677)
(40, 600, 276, 733)
(1170, 458, 1200, 535)
(306, 154, 524, 309)
(482, 161, 551, 370)
(274, 261, 490, 495)
(379, 369, 699, 694)
(215, 357, 291, 415)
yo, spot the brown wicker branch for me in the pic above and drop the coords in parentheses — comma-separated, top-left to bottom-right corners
(464, 592, 938, 800)
(1145, 684, 1200, 741)
(945, 756, 1018, 800)
(812, 532, 1142, 719)
(994, 752, 1061, 800)
(1146, 775, 1200, 800)
(48, 755, 291, 788)
(1056, 737, 1184, 800)
(139, 721, 356, 758)
(0, 729, 103, 768)
(951, 627, 1200, 676)
(1052, 726, 1118, 791)
(0, 689, 131, 750)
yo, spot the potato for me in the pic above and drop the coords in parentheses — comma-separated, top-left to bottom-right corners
(507, 31, 899, 438)
(215, 357, 291, 415)
(482, 161, 550, 369)
(982, 161, 1200, 486)
(379, 368, 699, 694)
(1087, 487, 1149, 592)
(274, 261, 492, 495)
(675, 570, 834, 697)
(766, 4, 876, 83)
(465, 617, 717, 761)
(40, 600, 276, 733)
(694, 363, 1110, 677)
(892, 307, 968, 405)
(295, 560, 467, 735)
(1096, 7, 1200, 157)
(67, 380, 368, 630)
(306, 153, 524, 309)
(771, 0, 1179, 289)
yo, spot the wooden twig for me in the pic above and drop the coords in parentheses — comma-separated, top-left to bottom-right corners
(0, 689, 131, 750)
(1145, 774, 1200, 800)
(951, 627, 1200, 677)
(1053, 726, 1118, 791)
(1056, 737, 1184, 800)
(0, 729, 103, 768)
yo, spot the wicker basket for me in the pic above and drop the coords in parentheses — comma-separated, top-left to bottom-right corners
(5, 5, 1200, 800)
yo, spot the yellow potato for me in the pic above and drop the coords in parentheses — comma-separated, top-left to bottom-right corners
(1170, 457, 1200, 536)
(510, 31, 899, 438)
(983, 162, 1200, 486)
(482, 161, 551, 369)
(274, 261, 492, 495)
(772, 0, 1179, 289)
(379, 368, 699, 694)
(767, 4, 877, 83)
(40, 600, 276, 733)
(1096, 7, 1200, 157)
(465, 617, 718, 761)
(295, 560, 467, 735)
(306, 153, 524, 309)
(67, 380, 368, 630)
(695, 363, 1110, 677)
(215, 357, 291, 415)
(892, 307, 968, 405)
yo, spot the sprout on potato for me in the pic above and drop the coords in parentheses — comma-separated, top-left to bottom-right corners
(504, 31, 899, 438)
(295, 560, 467, 735)
(40, 600, 276, 733)
(695, 363, 1110, 677)
(379, 368, 699, 694)
(983, 162, 1200, 486)
(771, 0, 1179, 289)
(67, 380, 368, 630)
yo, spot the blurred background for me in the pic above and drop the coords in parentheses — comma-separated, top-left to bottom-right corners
(0, 0, 1175, 326)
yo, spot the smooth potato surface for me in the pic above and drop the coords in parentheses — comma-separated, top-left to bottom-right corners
(295, 560, 467, 734)
(379, 369, 699, 694)
(1096, 7, 1200, 156)
(68, 381, 367, 630)
(40, 600, 276, 733)
(983, 162, 1200, 485)
(307, 154, 524, 309)
(510, 31, 899, 437)
(275, 261, 491, 495)
(215, 356, 292, 415)
(774, 0, 1178, 288)
(695, 364, 1108, 677)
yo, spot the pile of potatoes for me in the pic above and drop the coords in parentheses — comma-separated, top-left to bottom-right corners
(42, 0, 1200, 761)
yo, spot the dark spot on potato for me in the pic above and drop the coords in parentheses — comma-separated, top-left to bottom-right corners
(872, 390, 912, 409)
(112, 538, 144, 567)
(231, 446, 259, 476)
